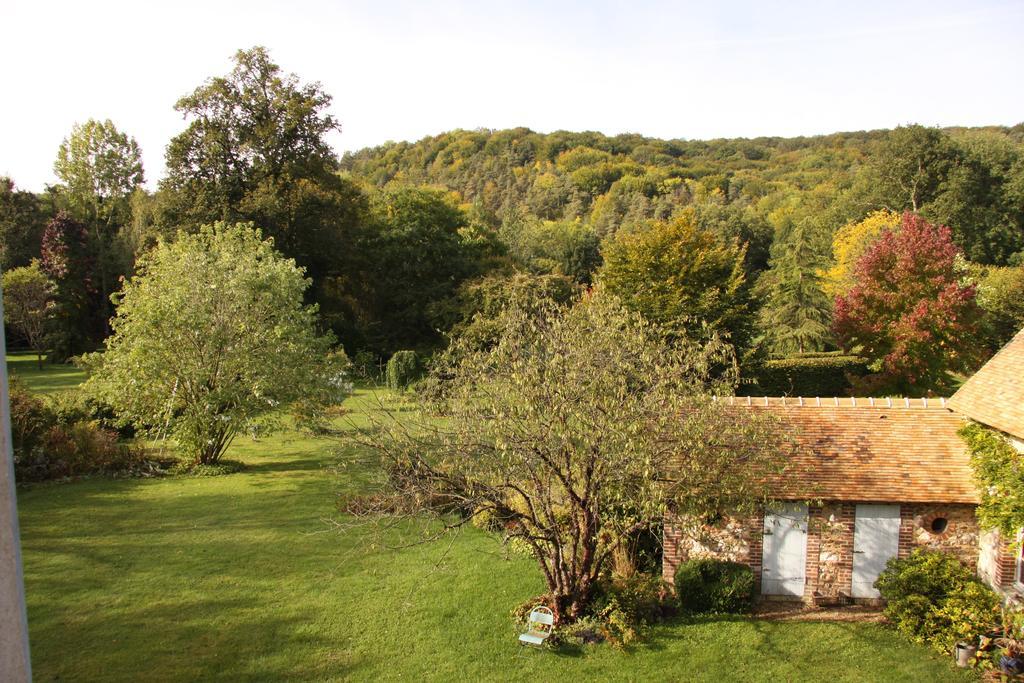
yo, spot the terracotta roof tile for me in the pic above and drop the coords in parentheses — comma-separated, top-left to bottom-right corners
(724, 400, 977, 504)
(949, 328, 1024, 440)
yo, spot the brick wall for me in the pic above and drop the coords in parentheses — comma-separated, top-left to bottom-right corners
(980, 529, 1021, 592)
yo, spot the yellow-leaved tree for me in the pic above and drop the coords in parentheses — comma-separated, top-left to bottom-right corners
(823, 210, 900, 299)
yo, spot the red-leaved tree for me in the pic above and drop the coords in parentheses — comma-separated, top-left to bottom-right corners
(833, 212, 982, 394)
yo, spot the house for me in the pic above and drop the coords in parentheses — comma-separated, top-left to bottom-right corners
(949, 328, 1024, 598)
(663, 397, 979, 602)
(662, 329, 1024, 603)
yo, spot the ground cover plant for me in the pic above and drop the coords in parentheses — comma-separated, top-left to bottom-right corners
(11, 356, 977, 681)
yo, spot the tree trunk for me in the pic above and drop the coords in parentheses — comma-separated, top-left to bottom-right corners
(197, 425, 236, 465)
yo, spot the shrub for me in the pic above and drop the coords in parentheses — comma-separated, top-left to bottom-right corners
(674, 558, 756, 614)
(927, 582, 1001, 654)
(592, 573, 672, 646)
(876, 549, 999, 654)
(510, 573, 672, 649)
(9, 378, 145, 481)
(740, 353, 867, 397)
(385, 350, 419, 391)
(49, 389, 135, 439)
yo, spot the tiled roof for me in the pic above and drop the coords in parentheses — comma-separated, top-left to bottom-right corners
(949, 328, 1024, 441)
(720, 399, 977, 504)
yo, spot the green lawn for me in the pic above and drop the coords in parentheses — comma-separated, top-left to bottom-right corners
(7, 351, 87, 394)
(10, 355, 975, 681)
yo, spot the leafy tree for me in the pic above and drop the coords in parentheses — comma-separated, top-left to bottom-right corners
(969, 262, 1024, 349)
(54, 119, 144, 227)
(823, 210, 900, 299)
(858, 125, 1024, 264)
(53, 119, 143, 333)
(599, 211, 750, 347)
(865, 125, 956, 213)
(692, 201, 773, 276)
(349, 295, 783, 621)
(39, 211, 95, 360)
(757, 218, 832, 355)
(82, 223, 346, 465)
(2, 261, 55, 369)
(0, 177, 49, 271)
(346, 187, 485, 352)
(160, 46, 361, 287)
(446, 271, 579, 351)
(500, 217, 601, 284)
(833, 213, 983, 394)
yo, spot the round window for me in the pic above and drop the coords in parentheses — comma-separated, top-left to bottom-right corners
(930, 517, 949, 534)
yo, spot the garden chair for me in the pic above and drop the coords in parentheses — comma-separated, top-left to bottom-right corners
(518, 606, 554, 651)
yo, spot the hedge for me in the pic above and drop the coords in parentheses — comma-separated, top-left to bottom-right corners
(739, 352, 868, 397)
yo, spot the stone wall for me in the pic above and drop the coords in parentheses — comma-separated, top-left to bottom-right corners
(662, 514, 755, 583)
(903, 503, 979, 567)
(811, 503, 854, 598)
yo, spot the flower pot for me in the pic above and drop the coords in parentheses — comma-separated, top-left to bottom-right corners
(954, 641, 977, 668)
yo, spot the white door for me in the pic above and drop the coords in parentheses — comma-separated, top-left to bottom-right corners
(852, 504, 901, 598)
(761, 503, 809, 596)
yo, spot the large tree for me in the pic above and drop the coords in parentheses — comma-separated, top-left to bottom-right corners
(0, 177, 49, 271)
(83, 223, 347, 465)
(859, 125, 1024, 264)
(823, 210, 900, 299)
(348, 295, 784, 621)
(160, 46, 360, 287)
(2, 261, 55, 369)
(598, 210, 750, 348)
(833, 212, 983, 394)
(54, 119, 144, 330)
(54, 119, 144, 227)
(341, 186, 489, 352)
(38, 211, 95, 359)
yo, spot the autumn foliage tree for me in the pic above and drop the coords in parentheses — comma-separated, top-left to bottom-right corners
(599, 210, 750, 347)
(833, 213, 982, 394)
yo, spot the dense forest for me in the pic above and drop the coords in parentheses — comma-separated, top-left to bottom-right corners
(3, 46, 1024, 395)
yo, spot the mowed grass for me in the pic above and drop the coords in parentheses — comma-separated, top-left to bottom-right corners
(7, 351, 87, 394)
(11, 354, 975, 681)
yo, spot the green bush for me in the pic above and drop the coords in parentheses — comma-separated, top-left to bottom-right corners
(591, 573, 672, 648)
(876, 549, 999, 654)
(927, 582, 1001, 654)
(740, 353, 867, 396)
(674, 558, 755, 614)
(9, 379, 145, 481)
(385, 350, 419, 391)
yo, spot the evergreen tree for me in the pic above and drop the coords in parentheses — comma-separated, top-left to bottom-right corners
(757, 218, 832, 355)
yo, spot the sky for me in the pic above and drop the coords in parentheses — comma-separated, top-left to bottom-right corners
(2, 0, 1023, 191)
